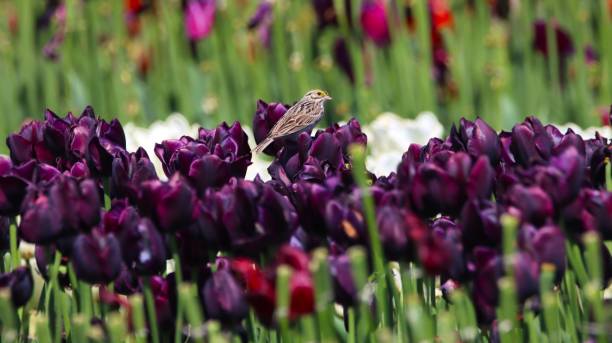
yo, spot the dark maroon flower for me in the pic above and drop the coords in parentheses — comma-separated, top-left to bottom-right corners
(149, 275, 174, 329)
(119, 217, 166, 276)
(377, 206, 426, 260)
(0, 267, 34, 307)
(325, 197, 366, 248)
(113, 265, 141, 295)
(110, 148, 158, 201)
(329, 253, 357, 306)
(333, 38, 354, 83)
(460, 200, 502, 249)
(289, 181, 332, 237)
(72, 229, 122, 284)
(525, 225, 566, 281)
(215, 178, 297, 255)
(506, 184, 553, 226)
(201, 269, 249, 326)
(0, 216, 9, 253)
(311, 0, 352, 29)
(534, 147, 585, 206)
(533, 20, 574, 58)
(450, 118, 501, 165)
(138, 176, 196, 232)
(252, 100, 292, 156)
(360, 0, 390, 46)
(18, 186, 63, 244)
(7, 120, 55, 165)
(155, 121, 251, 192)
(288, 270, 315, 320)
(509, 117, 553, 167)
(0, 173, 28, 217)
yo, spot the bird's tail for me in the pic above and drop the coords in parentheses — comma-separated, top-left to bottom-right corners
(251, 137, 273, 154)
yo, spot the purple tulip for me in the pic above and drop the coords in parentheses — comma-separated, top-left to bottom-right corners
(311, 0, 352, 29)
(0, 267, 34, 307)
(184, 0, 216, 41)
(289, 181, 332, 237)
(329, 253, 357, 306)
(155, 121, 251, 192)
(72, 229, 122, 284)
(138, 175, 196, 232)
(7, 120, 55, 165)
(509, 117, 553, 167)
(450, 118, 501, 165)
(113, 265, 141, 295)
(460, 200, 502, 249)
(524, 225, 567, 281)
(360, 0, 390, 46)
(0, 173, 28, 217)
(325, 197, 366, 248)
(0, 216, 9, 252)
(148, 275, 174, 329)
(333, 38, 354, 83)
(110, 148, 158, 201)
(18, 186, 63, 243)
(377, 205, 426, 260)
(252, 100, 292, 156)
(201, 269, 249, 325)
(215, 178, 297, 255)
(118, 217, 166, 276)
(533, 20, 574, 58)
(506, 184, 553, 226)
(534, 146, 585, 206)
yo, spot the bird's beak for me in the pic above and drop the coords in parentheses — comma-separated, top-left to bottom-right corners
(324, 95, 332, 100)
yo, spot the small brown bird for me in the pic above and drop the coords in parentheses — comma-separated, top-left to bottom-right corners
(252, 89, 332, 154)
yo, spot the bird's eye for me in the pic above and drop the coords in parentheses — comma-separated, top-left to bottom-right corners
(316, 92, 322, 96)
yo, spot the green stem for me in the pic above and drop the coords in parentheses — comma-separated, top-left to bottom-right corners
(9, 220, 19, 270)
(142, 277, 160, 343)
(275, 265, 292, 342)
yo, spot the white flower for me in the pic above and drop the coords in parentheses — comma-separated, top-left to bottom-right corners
(363, 112, 443, 176)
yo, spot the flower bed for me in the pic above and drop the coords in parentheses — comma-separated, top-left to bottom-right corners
(0, 105, 611, 342)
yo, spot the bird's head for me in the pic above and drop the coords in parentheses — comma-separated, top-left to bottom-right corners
(304, 89, 332, 102)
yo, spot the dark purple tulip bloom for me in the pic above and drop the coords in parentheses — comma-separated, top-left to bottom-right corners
(155, 121, 251, 192)
(506, 184, 553, 226)
(525, 225, 566, 281)
(325, 198, 366, 248)
(103, 199, 138, 235)
(0, 267, 34, 307)
(460, 200, 502, 249)
(533, 20, 574, 58)
(138, 175, 196, 232)
(534, 147, 585, 206)
(72, 229, 122, 284)
(215, 178, 297, 255)
(201, 269, 249, 326)
(113, 265, 141, 295)
(149, 275, 174, 329)
(18, 186, 63, 243)
(119, 218, 166, 276)
(509, 117, 553, 167)
(110, 148, 158, 201)
(329, 253, 357, 306)
(360, 0, 390, 46)
(252, 100, 291, 156)
(377, 205, 425, 260)
(450, 118, 501, 165)
(0, 173, 28, 217)
(311, 0, 352, 29)
(0, 216, 9, 252)
(44, 175, 102, 233)
(289, 181, 332, 237)
(42, 109, 72, 157)
(333, 38, 354, 83)
(7, 120, 55, 165)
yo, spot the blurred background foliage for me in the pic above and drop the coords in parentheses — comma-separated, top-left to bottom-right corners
(0, 0, 611, 152)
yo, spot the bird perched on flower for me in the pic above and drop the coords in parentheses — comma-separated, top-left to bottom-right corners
(252, 89, 332, 154)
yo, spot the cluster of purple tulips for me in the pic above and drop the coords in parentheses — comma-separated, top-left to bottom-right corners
(0, 102, 610, 338)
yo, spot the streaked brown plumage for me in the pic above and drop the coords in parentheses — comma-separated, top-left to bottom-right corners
(252, 89, 332, 154)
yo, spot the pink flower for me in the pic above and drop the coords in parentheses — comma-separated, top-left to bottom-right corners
(360, 0, 390, 46)
(184, 0, 216, 41)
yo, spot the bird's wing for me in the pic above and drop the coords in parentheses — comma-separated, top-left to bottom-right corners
(268, 101, 316, 138)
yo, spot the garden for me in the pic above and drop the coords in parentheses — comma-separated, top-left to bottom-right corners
(0, 0, 611, 342)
